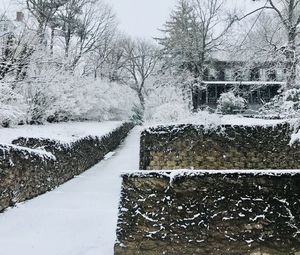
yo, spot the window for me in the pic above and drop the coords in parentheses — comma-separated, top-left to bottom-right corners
(267, 69, 276, 81)
(218, 69, 225, 81)
(224, 69, 232, 81)
(233, 70, 242, 81)
(250, 67, 260, 81)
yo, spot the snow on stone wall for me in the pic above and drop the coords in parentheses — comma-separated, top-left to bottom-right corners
(140, 123, 300, 170)
(115, 171, 300, 255)
(0, 123, 133, 212)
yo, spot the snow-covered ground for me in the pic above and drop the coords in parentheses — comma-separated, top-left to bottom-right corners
(0, 127, 140, 255)
(0, 121, 123, 145)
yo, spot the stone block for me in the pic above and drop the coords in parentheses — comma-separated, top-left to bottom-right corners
(140, 123, 300, 170)
(116, 172, 300, 255)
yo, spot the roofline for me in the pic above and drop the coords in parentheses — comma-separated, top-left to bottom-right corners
(202, 81, 286, 85)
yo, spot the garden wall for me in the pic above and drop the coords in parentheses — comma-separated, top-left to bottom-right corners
(115, 171, 300, 255)
(0, 122, 133, 212)
(140, 123, 300, 170)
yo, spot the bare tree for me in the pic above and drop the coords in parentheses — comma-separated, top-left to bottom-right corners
(56, 0, 89, 57)
(104, 36, 129, 82)
(242, 0, 300, 89)
(26, 0, 67, 41)
(84, 29, 117, 79)
(192, 0, 235, 78)
(123, 38, 159, 109)
(68, 0, 116, 69)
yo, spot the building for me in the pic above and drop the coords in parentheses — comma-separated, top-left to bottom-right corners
(192, 59, 286, 110)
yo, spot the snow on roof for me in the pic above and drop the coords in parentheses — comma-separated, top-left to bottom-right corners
(202, 81, 285, 85)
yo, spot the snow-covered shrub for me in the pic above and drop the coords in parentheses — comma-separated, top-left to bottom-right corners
(216, 92, 246, 114)
(259, 89, 300, 118)
(0, 83, 27, 127)
(151, 102, 190, 122)
(130, 104, 144, 125)
(76, 79, 138, 121)
(144, 85, 190, 123)
(28, 89, 54, 124)
(17, 64, 138, 124)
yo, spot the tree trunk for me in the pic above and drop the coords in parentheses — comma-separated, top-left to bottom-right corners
(65, 28, 72, 58)
(37, 21, 47, 45)
(137, 88, 145, 111)
(65, 38, 70, 58)
(285, 32, 297, 89)
(50, 28, 55, 56)
(196, 50, 205, 80)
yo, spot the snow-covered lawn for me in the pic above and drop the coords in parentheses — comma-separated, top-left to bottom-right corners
(0, 121, 123, 145)
(0, 127, 140, 255)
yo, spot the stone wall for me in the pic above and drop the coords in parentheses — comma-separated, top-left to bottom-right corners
(0, 123, 133, 212)
(140, 123, 300, 170)
(115, 171, 300, 255)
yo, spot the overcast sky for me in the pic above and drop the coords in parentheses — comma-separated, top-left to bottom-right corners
(108, 0, 177, 39)
(1, 0, 263, 39)
(108, 0, 262, 39)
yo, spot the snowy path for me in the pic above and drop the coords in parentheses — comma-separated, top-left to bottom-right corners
(0, 127, 140, 255)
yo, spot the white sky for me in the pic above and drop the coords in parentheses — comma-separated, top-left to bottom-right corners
(107, 0, 263, 39)
(108, 0, 177, 39)
(0, 0, 264, 39)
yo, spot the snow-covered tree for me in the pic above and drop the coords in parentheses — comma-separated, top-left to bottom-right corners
(0, 19, 37, 81)
(156, 0, 201, 76)
(157, 0, 235, 79)
(55, 0, 88, 57)
(26, 0, 67, 41)
(259, 88, 300, 117)
(0, 82, 27, 127)
(144, 84, 189, 123)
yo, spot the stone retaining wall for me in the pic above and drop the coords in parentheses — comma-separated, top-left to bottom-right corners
(115, 171, 300, 255)
(140, 123, 300, 170)
(0, 123, 133, 212)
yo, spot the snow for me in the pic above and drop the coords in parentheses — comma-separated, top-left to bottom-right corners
(0, 143, 56, 159)
(0, 121, 123, 145)
(126, 169, 300, 178)
(144, 112, 291, 130)
(0, 127, 140, 255)
(202, 81, 285, 86)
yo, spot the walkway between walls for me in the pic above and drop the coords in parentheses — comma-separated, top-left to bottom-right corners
(0, 127, 141, 255)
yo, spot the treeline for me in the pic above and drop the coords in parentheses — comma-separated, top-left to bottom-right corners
(0, 0, 168, 126)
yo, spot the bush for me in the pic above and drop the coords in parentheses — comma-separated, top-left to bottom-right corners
(17, 75, 138, 124)
(216, 92, 246, 114)
(144, 85, 190, 123)
(0, 83, 27, 127)
(259, 89, 300, 118)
